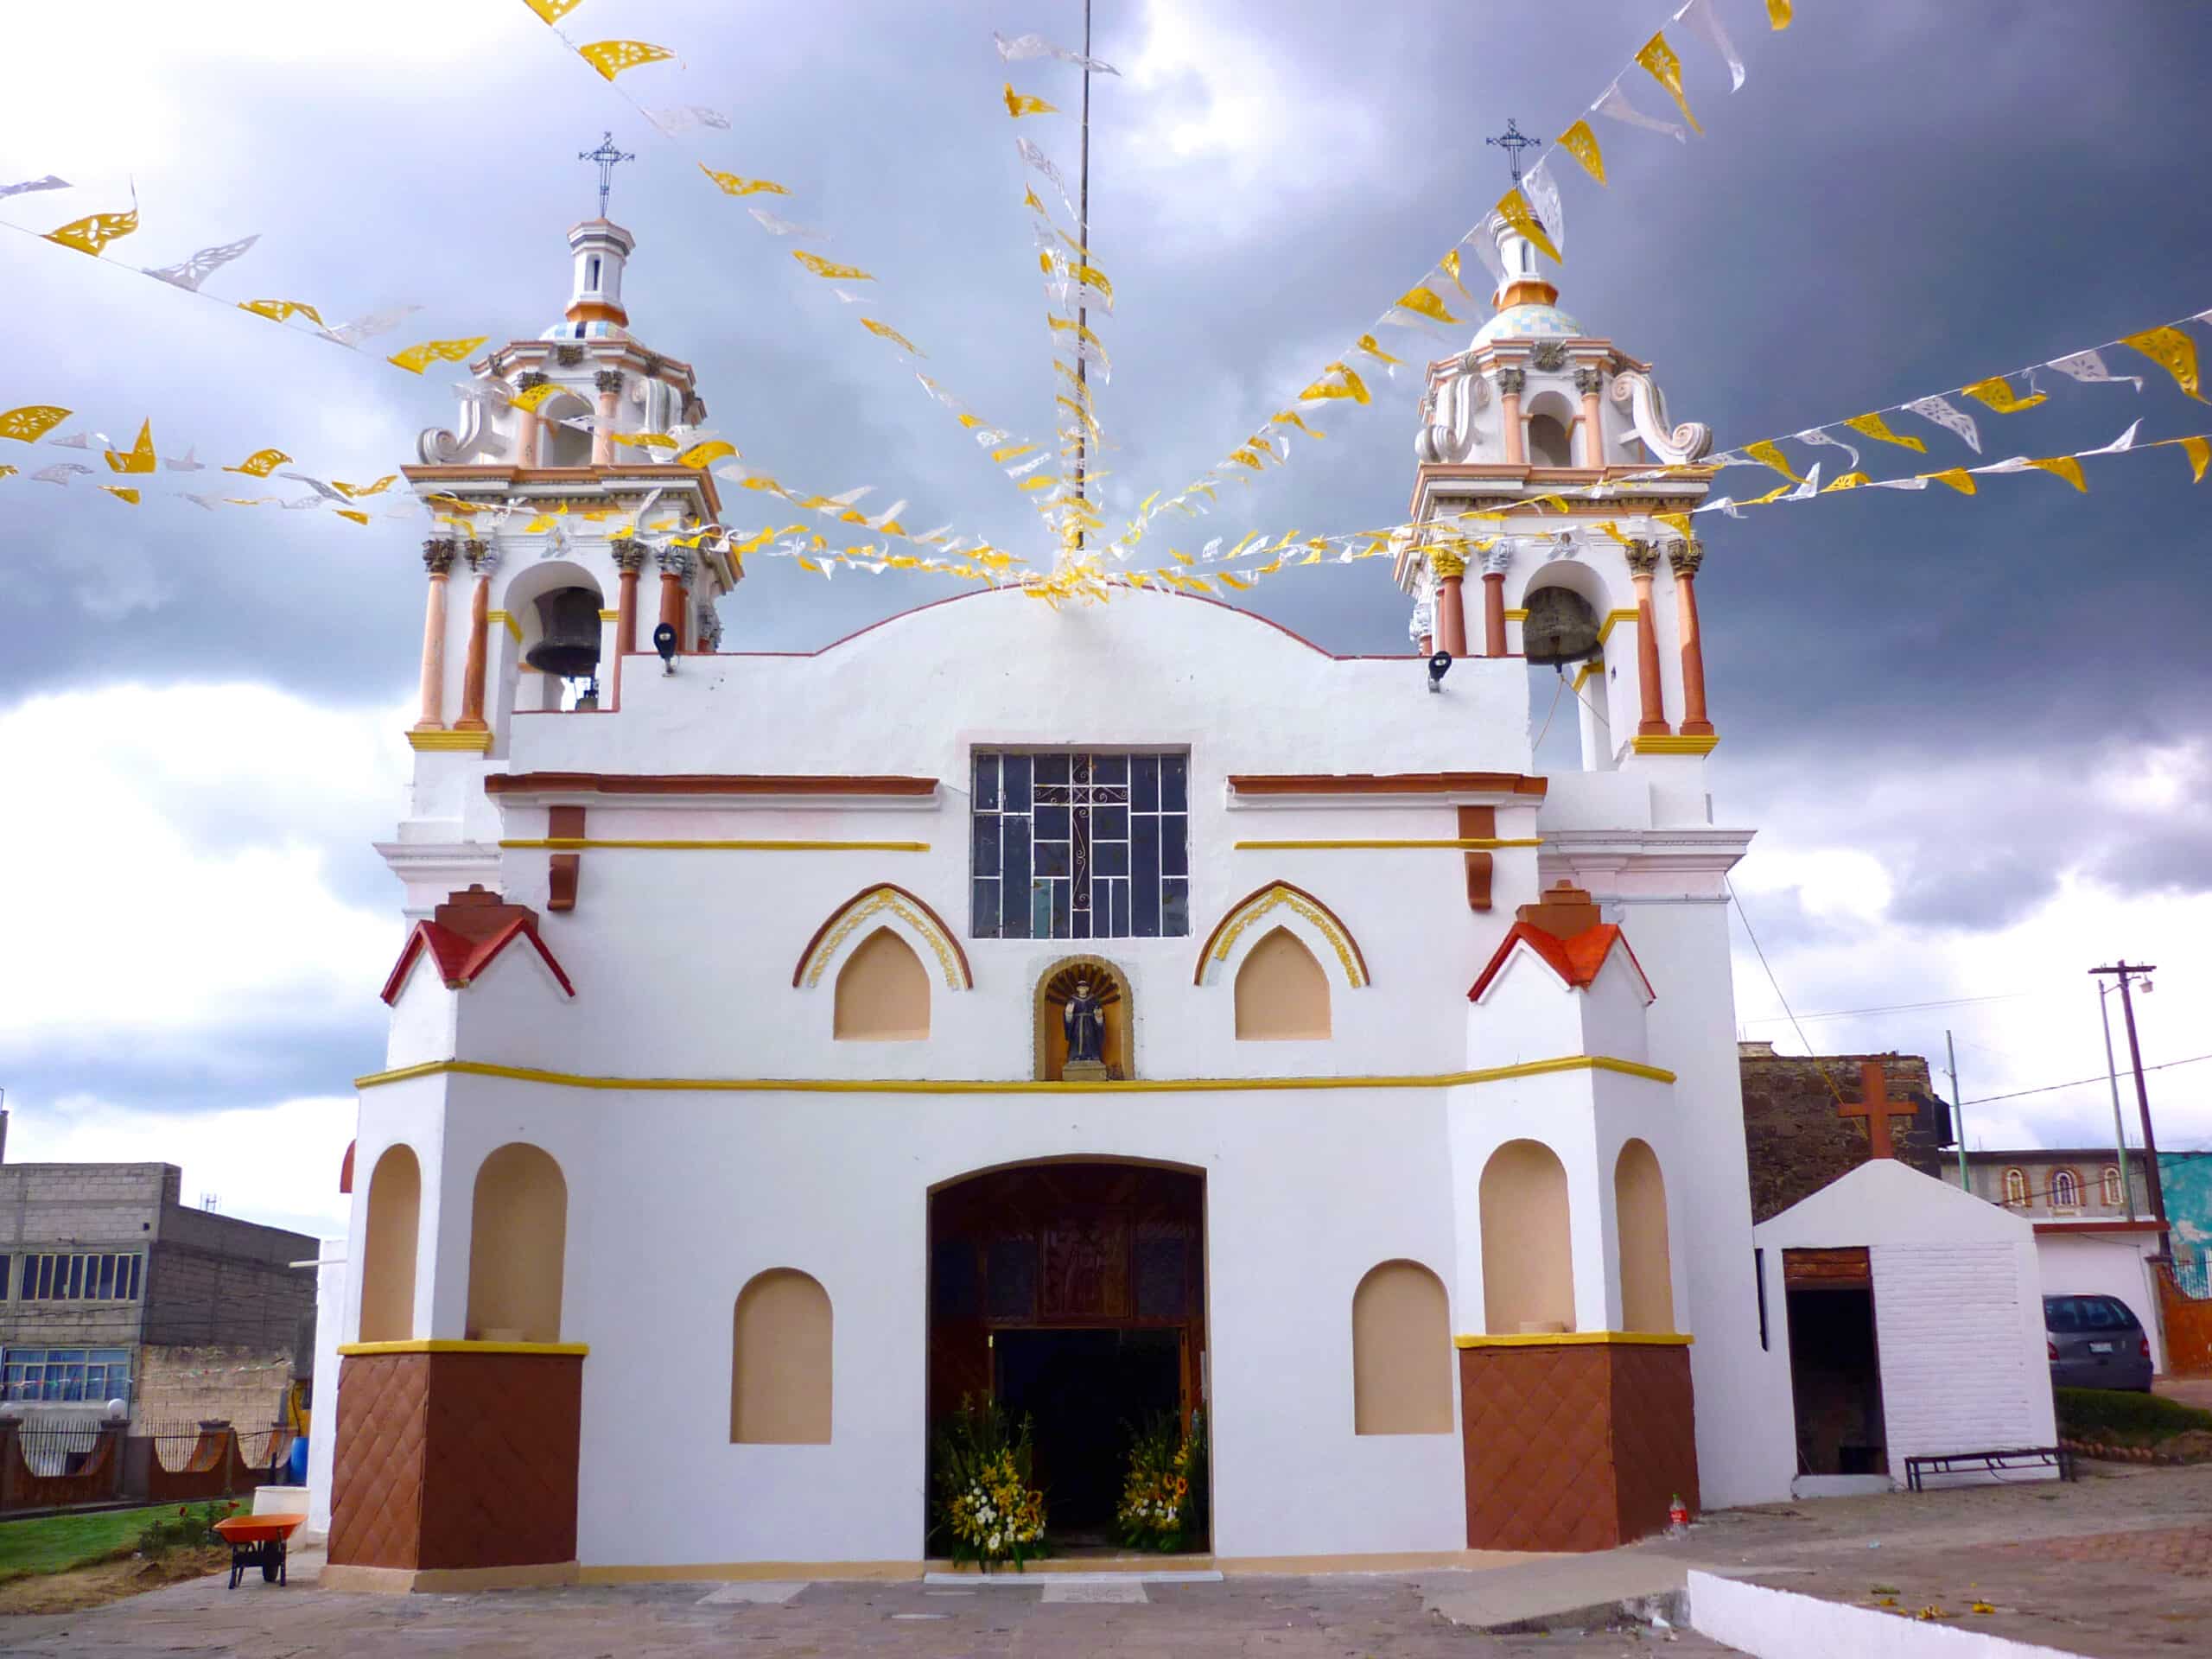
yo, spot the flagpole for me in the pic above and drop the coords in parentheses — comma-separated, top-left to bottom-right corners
(1071, 0, 1091, 559)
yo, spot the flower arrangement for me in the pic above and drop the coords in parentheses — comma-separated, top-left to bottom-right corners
(931, 1397, 1048, 1572)
(1115, 1408, 1206, 1553)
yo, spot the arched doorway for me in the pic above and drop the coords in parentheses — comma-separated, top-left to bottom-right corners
(927, 1160, 1205, 1544)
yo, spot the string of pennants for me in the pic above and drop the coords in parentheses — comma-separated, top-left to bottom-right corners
(1114, 0, 1796, 559)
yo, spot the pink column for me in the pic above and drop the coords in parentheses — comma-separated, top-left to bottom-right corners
(513, 371, 548, 468)
(414, 539, 456, 731)
(1496, 367, 1527, 466)
(1575, 366, 1606, 467)
(1431, 551, 1469, 657)
(455, 541, 494, 732)
(591, 370, 622, 466)
(1669, 540, 1713, 737)
(1625, 541, 1670, 738)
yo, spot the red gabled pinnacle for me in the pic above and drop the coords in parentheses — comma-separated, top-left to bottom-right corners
(1467, 881, 1654, 1002)
(379, 887, 575, 1003)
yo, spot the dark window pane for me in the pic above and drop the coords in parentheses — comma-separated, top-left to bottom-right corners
(1050, 880, 1071, 938)
(1095, 841, 1128, 877)
(1035, 804, 1069, 841)
(1035, 839, 1070, 878)
(987, 1238, 1037, 1321)
(1110, 880, 1129, 937)
(1162, 878, 1189, 937)
(931, 1239, 980, 1319)
(1136, 1235, 1190, 1319)
(972, 816, 1000, 879)
(1072, 892, 1091, 939)
(1135, 814, 1159, 880)
(0, 1256, 10, 1300)
(974, 752, 999, 810)
(1005, 753, 1031, 809)
(1003, 830, 1032, 937)
(972, 880, 1000, 938)
(1161, 815, 1189, 876)
(1093, 879, 1115, 927)
(1096, 804, 1128, 841)
(1095, 754, 1128, 785)
(96, 1257, 113, 1299)
(1035, 753, 1069, 786)
(1133, 754, 1159, 811)
(1162, 754, 1188, 811)
(128, 1257, 142, 1300)
(1030, 881, 1055, 938)
(65, 1258, 80, 1299)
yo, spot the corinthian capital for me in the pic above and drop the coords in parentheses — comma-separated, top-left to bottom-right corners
(656, 546, 696, 579)
(1428, 550, 1468, 580)
(609, 535, 647, 572)
(422, 537, 458, 575)
(1668, 540, 1705, 578)
(1623, 538, 1662, 578)
(594, 369, 625, 395)
(463, 538, 495, 573)
(1481, 543, 1515, 576)
(1573, 366, 1605, 397)
(1492, 367, 1527, 397)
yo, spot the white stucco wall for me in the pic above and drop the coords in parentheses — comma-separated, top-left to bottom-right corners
(2036, 1229, 2164, 1371)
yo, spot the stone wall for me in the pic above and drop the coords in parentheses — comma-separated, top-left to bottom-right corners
(1739, 1046, 1944, 1224)
(134, 1345, 294, 1434)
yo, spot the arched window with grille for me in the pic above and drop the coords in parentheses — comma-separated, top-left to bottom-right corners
(2102, 1166, 2125, 1208)
(2002, 1166, 2028, 1207)
(2051, 1168, 2081, 1210)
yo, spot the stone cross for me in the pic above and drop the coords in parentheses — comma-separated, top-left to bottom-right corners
(1835, 1060, 1909, 1160)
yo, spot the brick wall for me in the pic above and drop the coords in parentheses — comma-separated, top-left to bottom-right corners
(1740, 1050, 1944, 1224)
(142, 1198, 315, 1351)
(135, 1344, 295, 1432)
(0, 1165, 167, 1352)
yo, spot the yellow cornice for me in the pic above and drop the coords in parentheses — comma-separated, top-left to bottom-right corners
(355, 1052, 1674, 1094)
(1232, 838, 1542, 851)
(1503, 607, 1529, 622)
(1453, 1332, 1693, 1349)
(1629, 734, 1720, 755)
(407, 728, 494, 753)
(1572, 660, 1603, 692)
(486, 608, 523, 645)
(499, 836, 929, 852)
(1592, 608, 1641, 647)
(338, 1339, 588, 1357)
(597, 608, 620, 622)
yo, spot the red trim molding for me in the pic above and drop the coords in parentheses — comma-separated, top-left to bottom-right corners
(1191, 880, 1371, 987)
(2033, 1219, 2168, 1235)
(1228, 772, 1548, 798)
(790, 883, 975, 989)
(487, 772, 938, 798)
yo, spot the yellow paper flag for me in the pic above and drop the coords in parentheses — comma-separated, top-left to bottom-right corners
(509, 380, 565, 413)
(225, 448, 291, 477)
(519, 0, 582, 22)
(861, 317, 925, 356)
(0, 466, 16, 479)
(335, 509, 372, 524)
(1557, 119, 1606, 185)
(1440, 250, 1471, 300)
(0, 405, 70, 443)
(1495, 187, 1561, 264)
(1961, 375, 2047, 415)
(613, 431, 678, 448)
(992, 443, 1037, 464)
(99, 486, 140, 505)
(43, 208, 138, 257)
(1217, 570, 1254, 591)
(1744, 440, 1801, 481)
(238, 299, 325, 327)
(1299, 361, 1371, 406)
(1003, 83, 1057, 118)
(2182, 435, 2209, 482)
(2026, 455, 2087, 492)
(388, 337, 488, 374)
(1767, 0, 1793, 28)
(1395, 284, 1460, 326)
(1842, 411, 1928, 453)
(1924, 468, 1976, 494)
(1821, 472, 1872, 492)
(699, 164, 789, 198)
(794, 251, 875, 282)
(1047, 315, 1107, 353)
(1745, 480, 1795, 507)
(103, 420, 156, 474)
(675, 439, 738, 469)
(1354, 333, 1402, 367)
(1273, 410, 1326, 440)
(578, 40, 672, 80)
(2121, 327, 2203, 401)
(1637, 32, 1703, 135)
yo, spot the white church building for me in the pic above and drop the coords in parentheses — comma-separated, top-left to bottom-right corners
(316, 200, 2031, 1590)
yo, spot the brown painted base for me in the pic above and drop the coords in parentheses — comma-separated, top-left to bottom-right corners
(328, 1350, 582, 1572)
(1460, 1340, 1697, 1552)
(322, 1560, 581, 1594)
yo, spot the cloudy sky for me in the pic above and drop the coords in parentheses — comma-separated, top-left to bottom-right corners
(3, 0, 2209, 1239)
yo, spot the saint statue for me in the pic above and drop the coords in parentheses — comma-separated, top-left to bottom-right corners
(1063, 979, 1106, 1066)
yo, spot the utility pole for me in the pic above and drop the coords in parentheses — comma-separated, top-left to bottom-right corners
(2090, 962, 2166, 1250)
(2097, 981, 2138, 1221)
(1946, 1030, 1969, 1192)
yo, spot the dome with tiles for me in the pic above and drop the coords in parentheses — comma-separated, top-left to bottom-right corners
(1472, 302, 1581, 346)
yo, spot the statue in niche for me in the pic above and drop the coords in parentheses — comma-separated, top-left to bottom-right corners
(1064, 980, 1106, 1067)
(1034, 957, 1130, 1080)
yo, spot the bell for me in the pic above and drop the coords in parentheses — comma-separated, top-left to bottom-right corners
(525, 588, 602, 679)
(1522, 587, 1601, 667)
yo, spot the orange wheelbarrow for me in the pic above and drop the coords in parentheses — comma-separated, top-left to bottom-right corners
(213, 1513, 306, 1587)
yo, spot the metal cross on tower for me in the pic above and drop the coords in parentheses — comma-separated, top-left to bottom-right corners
(579, 131, 634, 218)
(1485, 118, 1539, 183)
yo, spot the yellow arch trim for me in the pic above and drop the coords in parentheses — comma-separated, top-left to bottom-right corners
(1198, 881, 1368, 988)
(797, 884, 971, 990)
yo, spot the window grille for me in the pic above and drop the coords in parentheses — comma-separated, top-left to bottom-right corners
(969, 751, 1190, 939)
(1, 1347, 131, 1404)
(17, 1252, 143, 1303)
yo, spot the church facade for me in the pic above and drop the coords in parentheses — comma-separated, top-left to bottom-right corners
(321, 206, 1805, 1588)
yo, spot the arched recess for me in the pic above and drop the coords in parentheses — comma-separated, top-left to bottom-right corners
(1235, 927, 1332, 1039)
(503, 558, 606, 714)
(732, 1268, 833, 1444)
(1034, 957, 1135, 1079)
(537, 392, 594, 467)
(358, 1144, 421, 1344)
(1479, 1140, 1575, 1335)
(794, 884, 973, 993)
(1613, 1139, 1675, 1333)
(834, 926, 930, 1040)
(1193, 880, 1368, 989)
(1351, 1260, 1452, 1434)
(466, 1142, 568, 1343)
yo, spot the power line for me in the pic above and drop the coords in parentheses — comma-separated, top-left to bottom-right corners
(1961, 1052, 2212, 1107)
(1726, 876, 1845, 1105)
(1739, 990, 2047, 1027)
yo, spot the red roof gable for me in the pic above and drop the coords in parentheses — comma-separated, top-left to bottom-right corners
(1468, 921, 1654, 1003)
(380, 916, 575, 1005)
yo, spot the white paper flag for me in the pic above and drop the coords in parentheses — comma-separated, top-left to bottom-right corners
(1015, 137, 1077, 219)
(1681, 0, 1746, 92)
(143, 234, 260, 292)
(1905, 394, 1981, 454)
(2079, 418, 2141, 456)
(318, 304, 422, 347)
(278, 472, 350, 502)
(32, 462, 92, 484)
(1522, 159, 1567, 258)
(0, 175, 69, 200)
(994, 32, 1120, 74)
(182, 492, 224, 510)
(1783, 462, 1823, 501)
(1593, 79, 1687, 143)
(1794, 428, 1859, 469)
(747, 207, 825, 238)
(2046, 349, 2143, 391)
(1865, 475, 1930, 491)
(646, 105, 732, 136)
(162, 446, 205, 472)
(48, 429, 109, 450)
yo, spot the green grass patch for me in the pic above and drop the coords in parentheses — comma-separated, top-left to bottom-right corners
(2055, 1387, 2212, 1446)
(0, 1505, 183, 1584)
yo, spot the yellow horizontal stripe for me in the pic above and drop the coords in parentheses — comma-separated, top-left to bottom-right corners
(407, 728, 493, 753)
(597, 608, 620, 622)
(499, 837, 930, 852)
(339, 1339, 588, 1357)
(1453, 1332, 1693, 1349)
(1231, 838, 1542, 851)
(1593, 608, 1640, 647)
(1629, 734, 1719, 756)
(486, 608, 523, 645)
(1572, 661, 1602, 692)
(1503, 607, 1529, 622)
(355, 1053, 1674, 1094)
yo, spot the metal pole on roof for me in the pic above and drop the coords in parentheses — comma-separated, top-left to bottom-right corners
(1947, 1030, 1969, 1192)
(2098, 982, 2139, 1222)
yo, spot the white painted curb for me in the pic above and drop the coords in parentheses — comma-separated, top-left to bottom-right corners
(923, 1568, 1224, 1587)
(1688, 1570, 2089, 1659)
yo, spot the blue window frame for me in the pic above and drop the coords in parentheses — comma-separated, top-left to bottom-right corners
(2, 1347, 131, 1404)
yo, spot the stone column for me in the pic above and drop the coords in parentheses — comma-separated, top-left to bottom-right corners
(455, 540, 497, 732)
(590, 370, 623, 465)
(414, 539, 457, 731)
(1430, 550, 1469, 658)
(1574, 366, 1606, 468)
(657, 546, 694, 652)
(1481, 545, 1512, 658)
(1624, 540, 1670, 738)
(514, 371, 550, 468)
(1669, 540, 1714, 737)
(1495, 367, 1528, 466)
(611, 537, 645, 707)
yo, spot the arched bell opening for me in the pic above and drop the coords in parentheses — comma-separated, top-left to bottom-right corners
(537, 391, 594, 467)
(505, 559, 606, 714)
(1521, 561, 1611, 773)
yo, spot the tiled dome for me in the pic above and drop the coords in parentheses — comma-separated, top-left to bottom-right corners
(1472, 302, 1581, 346)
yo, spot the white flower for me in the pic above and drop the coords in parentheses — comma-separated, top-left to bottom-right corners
(988, 1532, 1001, 1550)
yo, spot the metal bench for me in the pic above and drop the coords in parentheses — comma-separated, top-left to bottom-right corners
(1904, 1446, 2074, 1491)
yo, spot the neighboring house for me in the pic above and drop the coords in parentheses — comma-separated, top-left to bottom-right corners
(1738, 1042, 1948, 1223)
(1965, 1148, 2152, 1222)
(0, 1163, 315, 1428)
